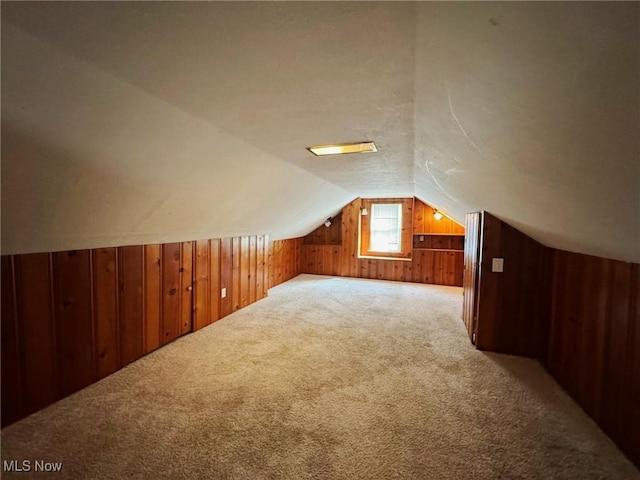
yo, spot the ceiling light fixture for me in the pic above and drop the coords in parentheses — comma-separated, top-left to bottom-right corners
(433, 210, 444, 221)
(324, 217, 332, 228)
(307, 141, 377, 156)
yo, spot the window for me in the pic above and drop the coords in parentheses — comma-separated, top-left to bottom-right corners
(358, 198, 412, 260)
(370, 203, 402, 253)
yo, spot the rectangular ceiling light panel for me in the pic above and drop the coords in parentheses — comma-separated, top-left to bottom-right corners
(307, 141, 377, 156)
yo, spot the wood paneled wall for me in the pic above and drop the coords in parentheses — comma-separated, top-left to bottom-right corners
(473, 212, 553, 358)
(301, 198, 465, 286)
(547, 250, 639, 468)
(413, 201, 465, 235)
(269, 238, 302, 288)
(466, 212, 639, 468)
(1, 235, 270, 428)
(461, 212, 481, 342)
(303, 213, 342, 246)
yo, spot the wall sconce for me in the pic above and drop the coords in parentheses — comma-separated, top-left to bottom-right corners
(360, 207, 368, 216)
(324, 217, 332, 228)
(433, 210, 443, 221)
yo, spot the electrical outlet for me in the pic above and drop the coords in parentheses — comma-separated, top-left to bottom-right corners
(221, 287, 227, 298)
(492, 258, 504, 273)
(419, 235, 424, 241)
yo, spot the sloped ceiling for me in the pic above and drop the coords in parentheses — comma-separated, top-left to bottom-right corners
(1, 2, 638, 262)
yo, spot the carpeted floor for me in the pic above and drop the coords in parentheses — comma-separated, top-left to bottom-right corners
(2, 274, 639, 479)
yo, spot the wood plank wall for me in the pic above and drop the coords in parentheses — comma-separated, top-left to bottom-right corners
(413, 201, 465, 235)
(461, 212, 481, 342)
(301, 198, 465, 286)
(474, 212, 553, 358)
(303, 213, 342, 245)
(466, 212, 639, 468)
(1, 235, 270, 428)
(547, 250, 639, 468)
(269, 238, 302, 288)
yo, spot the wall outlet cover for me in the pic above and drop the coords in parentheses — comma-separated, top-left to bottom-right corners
(492, 258, 504, 273)
(221, 287, 227, 298)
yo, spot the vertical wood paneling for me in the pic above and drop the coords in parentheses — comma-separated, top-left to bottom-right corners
(256, 235, 265, 300)
(194, 239, 211, 332)
(209, 239, 221, 322)
(474, 213, 552, 357)
(269, 238, 303, 288)
(161, 243, 182, 344)
(301, 197, 464, 287)
(232, 237, 241, 311)
(414, 198, 465, 235)
(220, 237, 233, 317)
(179, 241, 193, 336)
(462, 213, 481, 343)
(51, 250, 95, 397)
(14, 253, 58, 412)
(92, 248, 119, 379)
(240, 236, 250, 308)
(601, 261, 632, 449)
(144, 244, 162, 353)
(0, 234, 269, 427)
(1, 256, 23, 426)
(547, 251, 639, 468)
(118, 246, 144, 366)
(249, 236, 257, 304)
(303, 213, 343, 245)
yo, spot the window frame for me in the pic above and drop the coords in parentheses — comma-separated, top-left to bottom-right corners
(358, 198, 413, 260)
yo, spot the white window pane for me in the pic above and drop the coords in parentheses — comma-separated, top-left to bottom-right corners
(370, 203, 402, 253)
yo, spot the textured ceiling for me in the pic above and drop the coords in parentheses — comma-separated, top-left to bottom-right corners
(1, 2, 638, 261)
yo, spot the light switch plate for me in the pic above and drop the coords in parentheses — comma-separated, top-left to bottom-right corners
(492, 258, 504, 273)
(221, 287, 227, 298)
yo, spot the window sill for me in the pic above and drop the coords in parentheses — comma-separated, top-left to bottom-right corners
(357, 254, 412, 262)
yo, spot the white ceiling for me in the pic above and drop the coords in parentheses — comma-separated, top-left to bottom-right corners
(1, 2, 638, 262)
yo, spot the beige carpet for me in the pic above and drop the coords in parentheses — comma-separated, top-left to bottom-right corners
(1, 274, 638, 479)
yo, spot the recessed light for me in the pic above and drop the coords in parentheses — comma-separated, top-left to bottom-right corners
(306, 141, 377, 156)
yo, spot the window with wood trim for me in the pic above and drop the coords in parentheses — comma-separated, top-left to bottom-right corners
(370, 203, 402, 252)
(359, 198, 413, 259)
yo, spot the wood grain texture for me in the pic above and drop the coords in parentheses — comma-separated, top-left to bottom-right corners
(51, 250, 95, 398)
(467, 213, 639, 468)
(0, 235, 269, 427)
(256, 235, 266, 300)
(413, 198, 465, 235)
(547, 251, 639, 468)
(118, 246, 144, 366)
(301, 197, 465, 286)
(161, 243, 182, 344)
(144, 244, 162, 353)
(220, 237, 233, 318)
(209, 239, 221, 323)
(232, 237, 241, 312)
(249, 235, 257, 305)
(193, 239, 211, 332)
(179, 241, 193, 336)
(474, 212, 552, 358)
(269, 238, 303, 288)
(303, 213, 343, 245)
(240, 236, 250, 308)
(14, 253, 58, 412)
(92, 248, 119, 379)
(462, 213, 481, 343)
